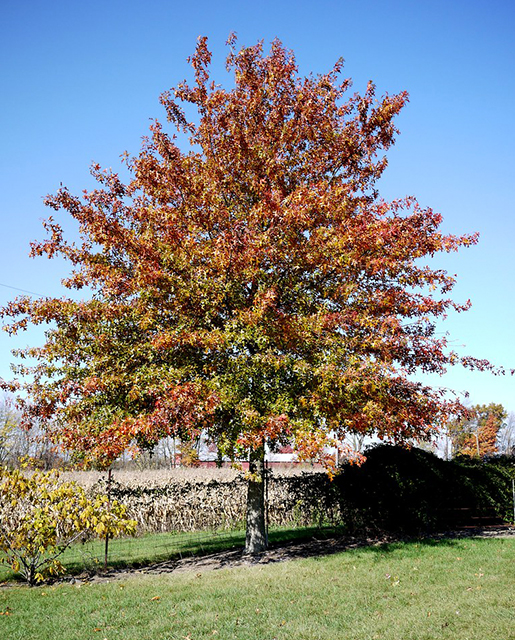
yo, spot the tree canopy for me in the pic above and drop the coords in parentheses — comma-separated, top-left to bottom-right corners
(449, 403, 507, 458)
(1, 36, 493, 472)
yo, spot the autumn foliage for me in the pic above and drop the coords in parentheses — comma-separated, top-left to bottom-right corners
(0, 467, 135, 585)
(451, 403, 506, 458)
(1, 37, 492, 474)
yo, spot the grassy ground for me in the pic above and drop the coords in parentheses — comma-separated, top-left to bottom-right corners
(0, 525, 342, 582)
(1, 537, 514, 640)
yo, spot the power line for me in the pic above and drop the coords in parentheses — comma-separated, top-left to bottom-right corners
(0, 283, 45, 297)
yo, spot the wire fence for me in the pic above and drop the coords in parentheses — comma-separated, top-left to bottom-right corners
(2, 447, 514, 583)
(60, 521, 345, 577)
(64, 527, 250, 573)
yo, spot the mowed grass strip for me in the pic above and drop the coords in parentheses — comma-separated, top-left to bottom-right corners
(0, 525, 341, 582)
(1, 537, 514, 640)
(0, 529, 246, 583)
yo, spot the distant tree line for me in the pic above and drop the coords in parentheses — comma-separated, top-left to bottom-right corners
(442, 403, 514, 460)
(1, 395, 514, 470)
(0, 395, 61, 469)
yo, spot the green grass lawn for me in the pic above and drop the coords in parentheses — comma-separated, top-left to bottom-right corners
(1, 537, 514, 640)
(0, 525, 342, 583)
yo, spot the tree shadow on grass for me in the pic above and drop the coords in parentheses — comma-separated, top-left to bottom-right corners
(82, 526, 514, 582)
(3, 525, 512, 587)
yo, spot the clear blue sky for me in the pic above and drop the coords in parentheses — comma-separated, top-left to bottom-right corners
(1, 0, 514, 411)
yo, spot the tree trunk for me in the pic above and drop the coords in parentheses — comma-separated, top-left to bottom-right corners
(244, 449, 268, 555)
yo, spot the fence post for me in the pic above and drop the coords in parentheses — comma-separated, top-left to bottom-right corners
(265, 457, 269, 546)
(104, 468, 112, 570)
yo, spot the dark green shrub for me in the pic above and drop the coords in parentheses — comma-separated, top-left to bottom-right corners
(333, 444, 514, 534)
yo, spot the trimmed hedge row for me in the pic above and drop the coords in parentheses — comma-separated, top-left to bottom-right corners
(330, 445, 515, 533)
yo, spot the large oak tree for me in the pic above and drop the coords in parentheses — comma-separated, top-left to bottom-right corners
(1, 37, 493, 553)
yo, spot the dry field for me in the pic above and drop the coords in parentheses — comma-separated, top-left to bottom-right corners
(58, 466, 328, 534)
(59, 466, 241, 489)
(59, 464, 312, 489)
